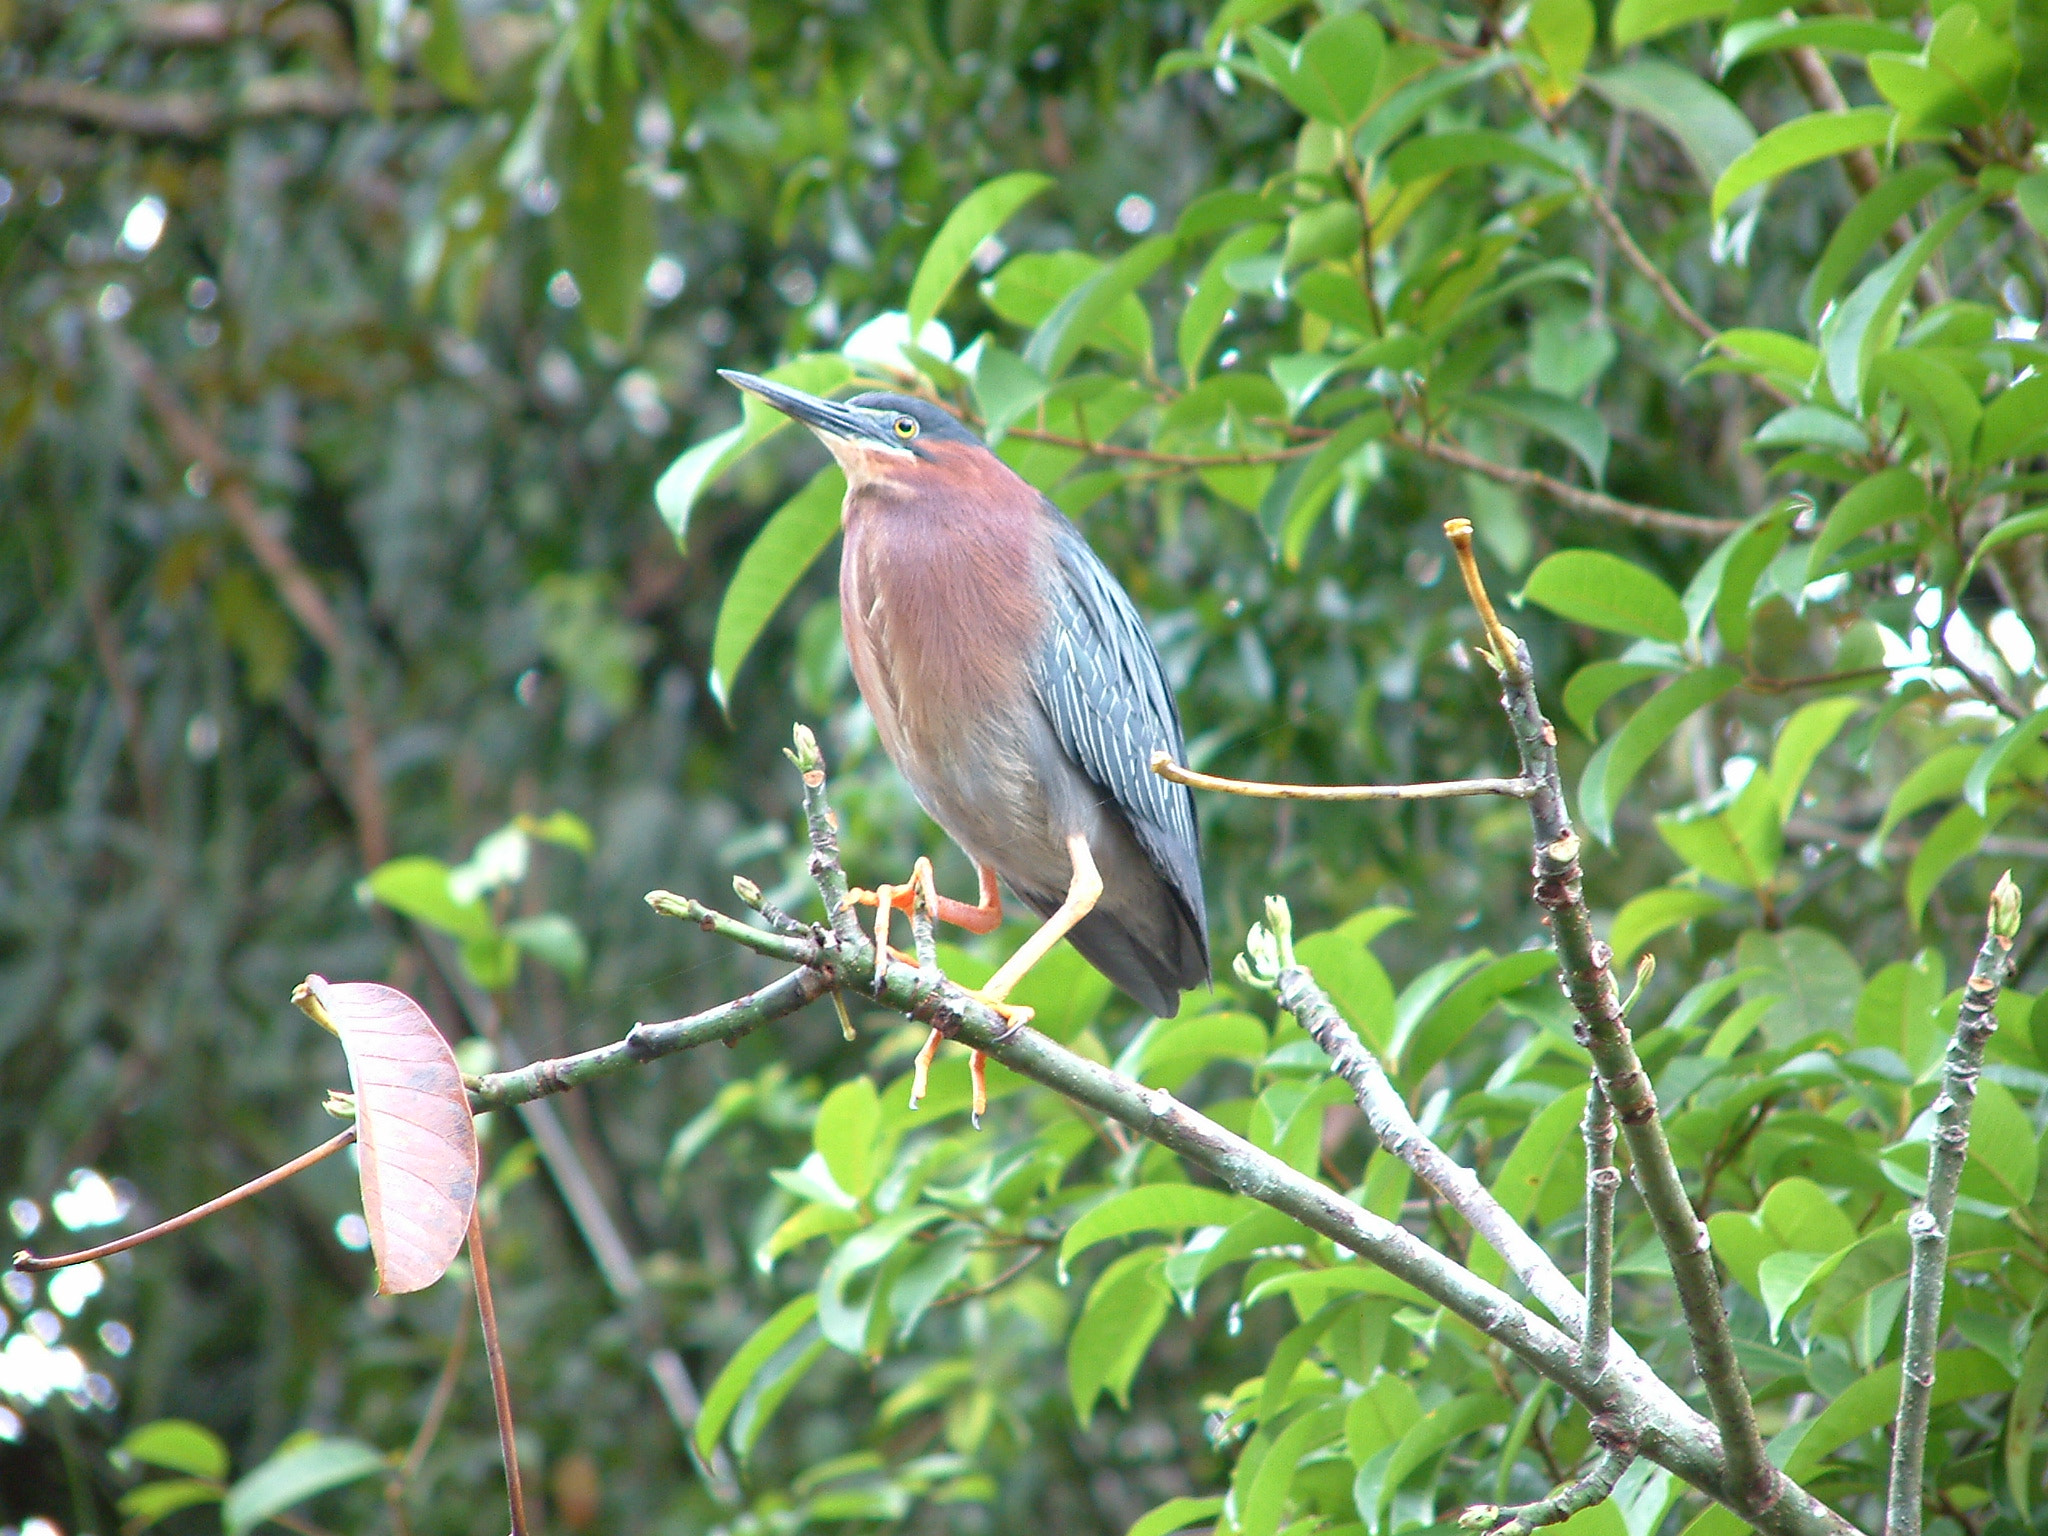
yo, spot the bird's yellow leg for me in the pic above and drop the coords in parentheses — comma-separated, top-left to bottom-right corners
(959, 834, 1103, 1124)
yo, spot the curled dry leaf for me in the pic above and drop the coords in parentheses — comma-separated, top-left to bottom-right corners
(296, 975, 479, 1294)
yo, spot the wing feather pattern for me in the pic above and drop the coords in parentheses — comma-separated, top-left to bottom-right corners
(1029, 518, 1208, 979)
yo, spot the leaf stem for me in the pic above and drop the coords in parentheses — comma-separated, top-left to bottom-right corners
(468, 1209, 529, 1536)
(14, 1129, 357, 1272)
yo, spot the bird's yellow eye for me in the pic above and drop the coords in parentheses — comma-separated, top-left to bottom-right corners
(893, 416, 918, 439)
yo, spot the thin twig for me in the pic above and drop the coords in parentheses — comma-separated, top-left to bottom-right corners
(1396, 431, 1743, 536)
(106, 330, 389, 866)
(1886, 873, 2022, 1536)
(1572, 171, 1720, 350)
(1466, 1428, 1637, 1536)
(1444, 517, 1775, 1513)
(1584, 1083, 1618, 1382)
(1001, 426, 1323, 466)
(468, 1209, 529, 1536)
(14, 1129, 357, 1271)
(0, 75, 441, 139)
(1152, 751, 1534, 801)
(390, 1291, 470, 1519)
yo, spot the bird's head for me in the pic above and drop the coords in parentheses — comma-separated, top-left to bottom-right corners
(718, 371, 988, 497)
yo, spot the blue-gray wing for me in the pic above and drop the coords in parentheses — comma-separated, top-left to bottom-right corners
(1029, 519, 1207, 944)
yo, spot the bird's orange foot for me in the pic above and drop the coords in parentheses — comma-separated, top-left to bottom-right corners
(906, 995, 1032, 1129)
(842, 858, 946, 987)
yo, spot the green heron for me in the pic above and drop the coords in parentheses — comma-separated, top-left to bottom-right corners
(719, 371, 1209, 1118)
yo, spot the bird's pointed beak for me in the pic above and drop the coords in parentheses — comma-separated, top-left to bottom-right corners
(718, 369, 878, 445)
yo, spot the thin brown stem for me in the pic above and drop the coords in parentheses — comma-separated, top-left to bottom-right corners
(468, 1209, 529, 1536)
(1395, 430, 1743, 536)
(1152, 751, 1534, 801)
(0, 76, 441, 139)
(1001, 426, 1324, 466)
(14, 1129, 357, 1271)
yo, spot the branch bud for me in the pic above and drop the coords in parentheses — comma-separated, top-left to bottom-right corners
(1459, 1507, 1501, 1530)
(1261, 894, 1297, 969)
(645, 890, 693, 921)
(1990, 870, 2022, 942)
(733, 875, 765, 910)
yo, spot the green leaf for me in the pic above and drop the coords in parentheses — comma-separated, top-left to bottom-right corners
(971, 345, 1050, 440)
(708, 466, 844, 710)
(1610, 0, 1730, 47)
(1807, 468, 1929, 579)
(1128, 1496, 1228, 1536)
(1822, 196, 1985, 410)
(1758, 1249, 1831, 1339)
(1855, 952, 1946, 1070)
(1768, 697, 1863, 821)
(1905, 800, 1995, 927)
(1068, 1247, 1170, 1424)
(1711, 513, 1793, 655)
(814, 1076, 882, 1201)
(1521, 550, 1685, 641)
(1736, 926, 1861, 1045)
(1060, 1184, 1248, 1274)
(1384, 130, 1569, 184)
(223, 1437, 386, 1536)
(119, 1480, 227, 1530)
(656, 354, 853, 549)
(1976, 374, 2048, 464)
(1580, 667, 1744, 845)
(2008, 1324, 2048, 1517)
(1401, 949, 1558, 1081)
(817, 1207, 950, 1353)
(1656, 771, 1782, 892)
(1870, 741, 1981, 855)
(363, 857, 495, 943)
(1278, 12, 1384, 125)
(1584, 62, 1756, 194)
(1713, 106, 1898, 220)
(1785, 1350, 2010, 1480)
(1293, 918, 1402, 1055)
(1969, 1079, 2039, 1207)
(551, 54, 655, 349)
(513, 809, 594, 855)
(1963, 707, 2048, 815)
(1869, 349, 1982, 465)
(1354, 55, 1519, 162)
(1868, 6, 2019, 132)
(118, 1420, 231, 1481)
(1965, 506, 2048, 585)
(696, 1294, 819, 1458)
(1179, 225, 1280, 381)
(1801, 162, 1957, 328)
(732, 1336, 830, 1461)
(1470, 1083, 1588, 1286)
(420, 0, 480, 103)
(1465, 388, 1608, 483)
(1373, 1396, 1512, 1517)
(1563, 660, 1672, 740)
(1719, 17, 1917, 73)
(1238, 1402, 1344, 1536)
(502, 913, 587, 979)
(1518, 0, 1594, 104)
(1609, 887, 1730, 968)
(905, 172, 1054, 339)
(1024, 237, 1174, 381)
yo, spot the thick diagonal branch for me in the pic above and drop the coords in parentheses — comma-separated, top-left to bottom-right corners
(460, 726, 1855, 1536)
(1886, 874, 2022, 1536)
(1445, 519, 1773, 1511)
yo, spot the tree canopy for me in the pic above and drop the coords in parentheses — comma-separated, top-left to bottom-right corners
(2, 0, 2047, 1534)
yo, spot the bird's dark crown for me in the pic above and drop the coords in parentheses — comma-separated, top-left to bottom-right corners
(845, 393, 985, 448)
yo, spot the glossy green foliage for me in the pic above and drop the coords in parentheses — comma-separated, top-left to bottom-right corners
(3, 0, 2046, 1533)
